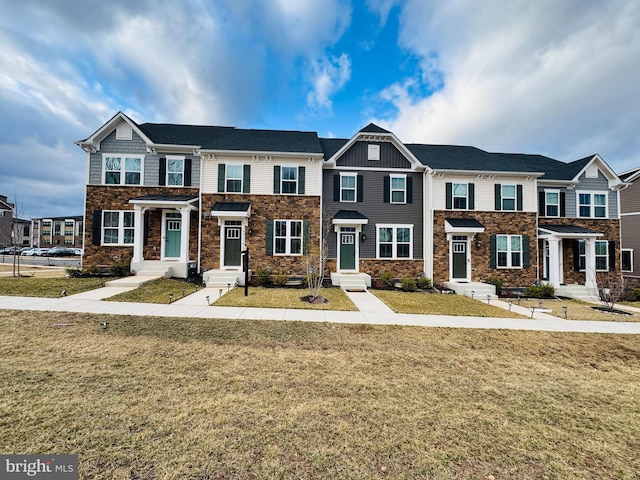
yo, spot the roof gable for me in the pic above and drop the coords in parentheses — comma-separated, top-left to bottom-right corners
(75, 111, 153, 151)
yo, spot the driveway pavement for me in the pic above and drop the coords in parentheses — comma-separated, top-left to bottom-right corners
(1, 287, 640, 333)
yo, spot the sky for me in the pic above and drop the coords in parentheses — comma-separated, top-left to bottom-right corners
(1, 0, 640, 219)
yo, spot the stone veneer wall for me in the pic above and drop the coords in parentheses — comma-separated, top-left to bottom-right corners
(324, 259, 424, 281)
(201, 194, 321, 276)
(432, 210, 539, 287)
(539, 218, 621, 285)
(84, 185, 199, 267)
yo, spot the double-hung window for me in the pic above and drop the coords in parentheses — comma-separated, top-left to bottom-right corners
(281, 167, 298, 194)
(578, 192, 607, 218)
(496, 235, 522, 268)
(102, 211, 134, 245)
(453, 183, 468, 209)
(104, 155, 143, 185)
(622, 249, 633, 272)
(390, 175, 406, 204)
(500, 185, 516, 211)
(167, 157, 184, 186)
(274, 220, 302, 255)
(578, 240, 609, 271)
(377, 225, 412, 259)
(340, 174, 357, 202)
(545, 191, 560, 217)
(226, 165, 243, 193)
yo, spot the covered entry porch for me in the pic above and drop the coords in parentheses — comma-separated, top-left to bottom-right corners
(129, 194, 198, 278)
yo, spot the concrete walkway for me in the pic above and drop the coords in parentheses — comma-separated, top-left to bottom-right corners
(1, 287, 640, 334)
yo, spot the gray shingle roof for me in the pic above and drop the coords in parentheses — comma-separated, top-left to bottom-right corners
(333, 210, 368, 220)
(445, 218, 485, 229)
(359, 123, 392, 134)
(212, 202, 251, 212)
(138, 123, 323, 154)
(539, 224, 602, 235)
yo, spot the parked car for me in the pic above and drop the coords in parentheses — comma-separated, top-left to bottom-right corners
(47, 247, 76, 257)
(73, 248, 83, 256)
(21, 248, 37, 256)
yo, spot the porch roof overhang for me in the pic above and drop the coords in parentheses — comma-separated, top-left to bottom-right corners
(538, 224, 603, 238)
(445, 218, 485, 234)
(129, 194, 199, 210)
(211, 202, 251, 218)
(332, 210, 369, 225)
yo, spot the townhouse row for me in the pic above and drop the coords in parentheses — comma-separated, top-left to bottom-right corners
(76, 112, 626, 296)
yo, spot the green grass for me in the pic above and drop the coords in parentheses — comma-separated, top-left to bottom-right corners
(519, 298, 640, 322)
(372, 290, 526, 318)
(214, 286, 358, 311)
(105, 278, 200, 304)
(1, 310, 639, 479)
(0, 276, 105, 297)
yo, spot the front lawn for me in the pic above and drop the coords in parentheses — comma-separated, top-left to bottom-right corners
(1, 310, 639, 479)
(105, 278, 201, 304)
(214, 286, 358, 311)
(517, 298, 640, 322)
(0, 276, 105, 297)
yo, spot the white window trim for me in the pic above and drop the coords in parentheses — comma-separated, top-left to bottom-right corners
(340, 172, 357, 203)
(622, 248, 633, 272)
(390, 174, 407, 204)
(280, 166, 298, 195)
(225, 164, 244, 193)
(376, 224, 413, 260)
(368, 144, 380, 161)
(545, 189, 560, 217)
(102, 154, 144, 186)
(116, 122, 133, 140)
(102, 211, 135, 246)
(452, 182, 469, 210)
(501, 184, 517, 211)
(273, 219, 303, 256)
(578, 240, 609, 272)
(577, 191, 608, 219)
(496, 234, 523, 269)
(166, 155, 185, 187)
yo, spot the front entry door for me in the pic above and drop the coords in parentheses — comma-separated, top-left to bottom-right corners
(339, 231, 356, 270)
(223, 223, 242, 268)
(164, 216, 181, 258)
(452, 239, 467, 280)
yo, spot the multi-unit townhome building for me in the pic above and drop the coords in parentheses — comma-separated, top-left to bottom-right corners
(618, 167, 640, 285)
(30, 216, 83, 248)
(76, 112, 625, 299)
(0, 194, 15, 246)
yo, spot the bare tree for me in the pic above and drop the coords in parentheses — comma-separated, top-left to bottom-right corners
(305, 210, 330, 303)
(596, 270, 626, 311)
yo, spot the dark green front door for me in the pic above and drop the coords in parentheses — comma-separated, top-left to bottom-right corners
(339, 232, 356, 270)
(224, 226, 242, 267)
(452, 240, 467, 280)
(165, 219, 181, 258)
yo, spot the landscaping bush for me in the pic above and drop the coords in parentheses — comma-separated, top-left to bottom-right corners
(256, 267, 272, 286)
(110, 258, 131, 277)
(65, 266, 83, 278)
(488, 277, 504, 295)
(378, 271, 394, 289)
(401, 278, 417, 292)
(272, 272, 288, 287)
(525, 282, 555, 299)
(416, 276, 432, 290)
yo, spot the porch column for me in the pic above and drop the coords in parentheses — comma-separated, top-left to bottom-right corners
(179, 207, 191, 263)
(547, 238, 561, 288)
(132, 205, 144, 263)
(584, 238, 597, 288)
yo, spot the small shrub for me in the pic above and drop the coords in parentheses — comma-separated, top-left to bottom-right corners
(379, 271, 394, 289)
(65, 266, 83, 278)
(416, 276, 432, 290)
(83, 263, 99, 276)
(272, 272, 288, 287)
(401, 278, 417, 292)
(110, 258, 131, 277)
(256, 267, 272, 286)
(488, 277, 504, 294)
(526, 282, 555, 299)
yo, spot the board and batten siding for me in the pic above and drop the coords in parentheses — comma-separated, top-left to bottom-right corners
(336, 141, 413, 169)
(431, 175, 537, 212)
(322, 169, 424, 259)
(201, 156, 322, 196)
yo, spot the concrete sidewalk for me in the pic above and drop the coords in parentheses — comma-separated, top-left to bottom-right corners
(1, 287, 640, 334)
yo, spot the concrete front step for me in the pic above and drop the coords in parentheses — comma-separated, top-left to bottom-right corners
(339, 278, 368, 292)
(555, 285, 600, 302)
(444, 281, 498, 300)
(330, 273, 371, 291)
(203, 270, 249, 288)
(105, 275, 162, 288)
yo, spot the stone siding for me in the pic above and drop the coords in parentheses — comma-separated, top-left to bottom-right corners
(324, 259, 424, 280)
(433, 210, 538, 287)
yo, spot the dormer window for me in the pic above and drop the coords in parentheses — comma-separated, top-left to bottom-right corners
(368, 144, 380, 161)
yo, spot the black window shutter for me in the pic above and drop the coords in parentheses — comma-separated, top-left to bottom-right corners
(609, 240, 616, 271)
(517, 185, 523, 211)
(357, 175, 364, 202)
(407, 177, 413, 203)
(560, 192, 566, 217)
(538, 191, 546, 216)
(489, 234, 497, 268)
(523, 234, 530, 268)
(92, 210, 102, 246)
(495, 184, 502, 210)
(184, 158, 192, 186)
(243, 165, 251, 193)
(298, 166, 305, 194)
(273, 166, 281, 194)
(217, 164, 225, 192)
(573, 240, 581, 271)
(333, 175, 339, 201)
(159, 158, 167, 186)
(383, 175, 390, 203)
(266, 220, 274, 255)
(303, 220, 310, 255)
(446, 183, 452, 209)
(468, 183, 475, 210)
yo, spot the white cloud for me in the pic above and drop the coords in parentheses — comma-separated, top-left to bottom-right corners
(306, 54, 352, 114)
(372, 0, 640, 170)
